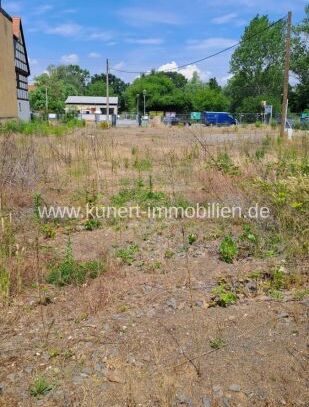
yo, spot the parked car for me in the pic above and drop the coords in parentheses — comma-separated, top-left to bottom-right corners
(163, 116, 180, 126)
(201, 111, 237, 126)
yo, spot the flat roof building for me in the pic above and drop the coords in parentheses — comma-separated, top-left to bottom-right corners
(65, 96, 119, 121)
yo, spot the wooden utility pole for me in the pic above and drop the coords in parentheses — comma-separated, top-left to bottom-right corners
(106, 58, 110, 124)
(280, 11, 292, 137)
(45, 86, 48, 117)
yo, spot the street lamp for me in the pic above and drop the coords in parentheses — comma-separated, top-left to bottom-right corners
(143, 89, 147, 117)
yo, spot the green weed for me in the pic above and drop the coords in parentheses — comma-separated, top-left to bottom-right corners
(211, 283, 237, 307)
(209, 337, 226, 349)
(219, 235, 238, 263)
(29, 377, 53, 397)
(47, 239, 105, 286)
(214, 152, 240, 175)
(84, 219, 101, 231)
(116, 244, 139, 265)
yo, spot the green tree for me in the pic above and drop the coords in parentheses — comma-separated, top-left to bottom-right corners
(290, 5, 309, 112)
(85, 73, 128, 110)
(30, 72, 78, 113)
(227, 15, 286, 112)
(124, 72, 191, 112)
(47, 65, 90, 94)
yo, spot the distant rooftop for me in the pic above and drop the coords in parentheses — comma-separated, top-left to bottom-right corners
(65, 96, 118, 105)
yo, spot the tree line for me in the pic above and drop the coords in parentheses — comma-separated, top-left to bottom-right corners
(30, 8, 308, 115)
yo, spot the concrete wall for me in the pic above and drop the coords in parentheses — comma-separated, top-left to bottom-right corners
(0, 12, 18, 120)
(17, 99, 31, 121)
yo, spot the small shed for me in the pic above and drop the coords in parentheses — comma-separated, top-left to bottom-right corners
(65, 96, 119, 121)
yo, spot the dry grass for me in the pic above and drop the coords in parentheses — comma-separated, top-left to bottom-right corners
(0, 124, 308, 406)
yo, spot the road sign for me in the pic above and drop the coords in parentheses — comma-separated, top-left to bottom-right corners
(191, 112, 201, 120)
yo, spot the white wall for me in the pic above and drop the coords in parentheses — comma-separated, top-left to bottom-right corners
(17, 100, 31, 122)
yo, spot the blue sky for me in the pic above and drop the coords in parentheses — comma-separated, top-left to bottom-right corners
(3, 0, 308, 84)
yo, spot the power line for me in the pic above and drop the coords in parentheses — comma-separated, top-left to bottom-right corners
(110, 15, 287, 76)
(110, 68, 149, 75)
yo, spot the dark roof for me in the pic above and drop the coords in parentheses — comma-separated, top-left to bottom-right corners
(12, 16, 31, 76)
(0, 6, 13, 21)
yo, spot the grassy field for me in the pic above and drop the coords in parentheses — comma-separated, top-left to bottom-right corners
(0, 122, 308, 407)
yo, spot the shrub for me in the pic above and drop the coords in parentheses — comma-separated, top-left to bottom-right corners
(41, 224, 56, 239)
(116, 244, 139, 265)
(211, 283, 237, 307)
(210, 337, 225, 349)
(84, 219, 101, 231)
(100, 121, 110, 129)
(219, 235, 238, 263)
(133, 158, 152, 171)
(214, 152, 240, 175)
(111, 179, 169, 209)
(47, 240, 105, 286)
(188, 233, 198, 245)
(30, 377, 52, 397)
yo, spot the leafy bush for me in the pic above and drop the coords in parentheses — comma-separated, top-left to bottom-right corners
(47, 240, 105, 286)
(133, 158, 152, 171)
(116, 244, 139, 265)
(214, 152, 240, 175)
(111, 179, 169, 209)
(0, 119, 83, 136)
(211, 283, 237, 307)
(84, 219, 101, 231)
(100, 121, 110, 129)
(219, 235, 238, 263)
(210, 337, 225, 349)
(41, 224, 56, 239)
(30, 377, 52, 397)
(188, 233, 198, 245)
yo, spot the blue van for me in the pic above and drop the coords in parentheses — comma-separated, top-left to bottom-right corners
(202, 111, 237, 126)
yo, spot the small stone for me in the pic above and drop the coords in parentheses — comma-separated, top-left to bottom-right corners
(81, 367, 92, 376)
(176, 394, 192, 406)
(0, 384, 3, 395)
(223, 398, 230, 407)
(7, 373, 16, 382)
(277, 311, 289, 319)
(212, 385, 223, 397)
(202, 396, 212, 407)
(166, 298, 177, 310)
(229, 384, 241, 392)
(246, 280, 257, 292)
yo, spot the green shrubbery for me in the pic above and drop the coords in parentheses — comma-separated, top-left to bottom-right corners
(0, 118, 85, 136)
(47, 240, 105, 286)
(219, 235, 238, 263)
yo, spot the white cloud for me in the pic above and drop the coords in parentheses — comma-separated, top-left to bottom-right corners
(211, 13, 238, 24)
(218, 74, 233, 85)
(89, 31, 114, 42)
(158, 61, 210, 81)
(46, 23, 82, 37)
(187, 37, 237, 50)
(119, 7, 182, 26)
(125, 38, 164, 45)
(88, 52, 101, 59)
(61, 54, 79, 64)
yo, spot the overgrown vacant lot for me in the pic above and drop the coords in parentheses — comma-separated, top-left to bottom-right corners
(0, 124, 308, 407)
